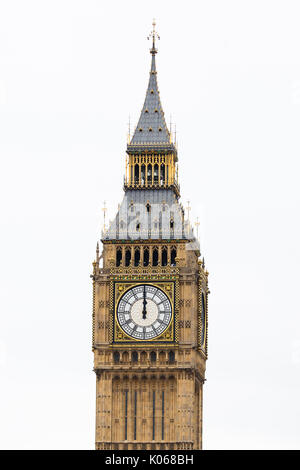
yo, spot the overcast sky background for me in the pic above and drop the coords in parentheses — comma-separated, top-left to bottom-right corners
(0, 0, 300, 450)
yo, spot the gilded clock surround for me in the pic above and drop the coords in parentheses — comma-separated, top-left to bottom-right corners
(113, 281, 176, 343)
(92, 22, 209, 451)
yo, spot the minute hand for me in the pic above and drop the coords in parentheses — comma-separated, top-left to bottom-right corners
(142, 286, 147, 319)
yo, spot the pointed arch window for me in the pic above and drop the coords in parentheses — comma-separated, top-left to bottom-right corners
(171, 247, 177, 266)
(141, 164, 146, 185)
(154, 164, 159, 184)
(125, 248, 131, 267)
(162, 246, 168, 266)
(152, 247, 159, 266)
(160, 163, 165, 185)
(116, 247, 122, 267)
(134, 164, 139, 184)
(134, 247, 140, 267)
(147, 165, 152, 185)
(143, 247, 149, 266)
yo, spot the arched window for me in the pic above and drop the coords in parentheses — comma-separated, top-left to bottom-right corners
(162, 246, 168, 266)
(116, 247, 122, 267)
(141, 164, 146, 185)
(134, 164, 139, 184)
(168, 351, 175, 364)
(134, 247, 140, 266)
(143, 247, 149, 266)
(154, 164, 159, 184)
(146, 202, 151, 213)
(132, 351, 138, 363)
(160, 163, 165, 185)
(113, 351, 120, 364)
(170, 218, 174, 230)
(171, 247, 177, 266)
(141, 351, 147, 363)
(159, 351, 166, 364)
(125, 248, 131, 267)
(153, 247, 159, 266)
(147, 165, 152, 185)
(150, 351, 157, 363)
(122, 351, 129, 363)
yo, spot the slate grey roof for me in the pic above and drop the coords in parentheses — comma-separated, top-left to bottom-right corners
(127, 51, 176, 154)
(103, 189, 196, 242)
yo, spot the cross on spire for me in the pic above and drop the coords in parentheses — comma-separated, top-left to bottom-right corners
(195, 217, 200, 239)
(102, 201, 107, 233)
(147, 18, 160, 55)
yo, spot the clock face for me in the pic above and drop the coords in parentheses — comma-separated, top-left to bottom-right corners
(116, 285, 172, 340)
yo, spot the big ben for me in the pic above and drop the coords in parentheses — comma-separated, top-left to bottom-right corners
(91, 21, 209, 451)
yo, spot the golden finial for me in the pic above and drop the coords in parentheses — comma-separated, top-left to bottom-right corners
(186, 200, 191, 222)
(195, 217, 200, 239)
(96, 241, 99, 262)
(147, 18, 160, 54)
(102, 201, 107, 233)
(127, 115, 131, 144)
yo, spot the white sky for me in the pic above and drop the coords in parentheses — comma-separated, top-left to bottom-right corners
(0, 0, 300, 450)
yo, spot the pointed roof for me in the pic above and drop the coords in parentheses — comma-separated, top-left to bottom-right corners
(127, 22, 176, 154)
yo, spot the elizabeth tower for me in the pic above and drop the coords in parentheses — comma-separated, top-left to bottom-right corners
(92, 23, 209, 451)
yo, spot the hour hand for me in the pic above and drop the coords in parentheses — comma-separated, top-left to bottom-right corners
(142, 287, 147, 319)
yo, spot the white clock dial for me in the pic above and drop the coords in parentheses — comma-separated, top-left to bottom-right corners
(117, 285, 172, 340)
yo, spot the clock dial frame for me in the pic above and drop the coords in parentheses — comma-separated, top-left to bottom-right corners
(113, 281, 176, 343)
(201, 292, 206, 349)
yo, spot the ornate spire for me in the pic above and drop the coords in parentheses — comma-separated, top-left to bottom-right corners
(127, 21, 176, 154)
(148, 18, 160, 55)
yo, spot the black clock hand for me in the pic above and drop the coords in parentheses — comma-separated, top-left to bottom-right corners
(142, 285, 147, 319)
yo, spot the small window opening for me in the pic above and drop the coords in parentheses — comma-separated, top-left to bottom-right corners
(136, 223, 140, 232)
(168, 351, 175, 364)
(132, 351, 138, 363)
(150, 351, 157, 363)
(146, 203, 151, 213)
(113, 351, 120, 364)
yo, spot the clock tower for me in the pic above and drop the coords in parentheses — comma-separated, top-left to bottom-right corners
(92, 22, 209, 451)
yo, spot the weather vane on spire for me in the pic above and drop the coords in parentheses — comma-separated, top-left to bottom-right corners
(147, 18, 160, 54)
